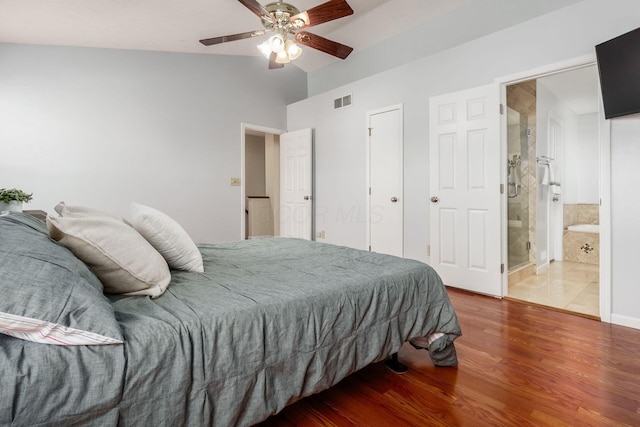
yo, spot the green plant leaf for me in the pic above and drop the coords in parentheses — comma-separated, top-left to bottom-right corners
(0, 188, 33, 204)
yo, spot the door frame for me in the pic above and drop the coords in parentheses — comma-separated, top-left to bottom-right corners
(495, 54, 612, 322)
(240, 123, 285, 241)
(365, 104, 404, 255)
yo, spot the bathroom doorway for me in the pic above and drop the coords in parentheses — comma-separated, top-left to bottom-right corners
(505, 64, 603, 319)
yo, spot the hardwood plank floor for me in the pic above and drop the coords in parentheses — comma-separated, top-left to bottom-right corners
(259, 288, 640, 426)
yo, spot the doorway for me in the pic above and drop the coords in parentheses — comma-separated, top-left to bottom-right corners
(505, 64, 604, 319)
(241, 124, 283, 240)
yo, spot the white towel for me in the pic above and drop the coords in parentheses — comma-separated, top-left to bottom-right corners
(540, 164, 550, 185)
(548, 163, 556, 185)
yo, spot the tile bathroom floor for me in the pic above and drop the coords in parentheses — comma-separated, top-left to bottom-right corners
(507, 260, 599, 318)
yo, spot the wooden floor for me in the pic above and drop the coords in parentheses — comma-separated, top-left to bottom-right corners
(259, 288, 640, 426)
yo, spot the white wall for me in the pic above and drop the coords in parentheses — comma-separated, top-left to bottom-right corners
(575, 113, 600, 204)
(307, 0, 583, 96)
(0, 43, 307, 243)
(288, 0, 640, 326)
(611, 115, 640, 330)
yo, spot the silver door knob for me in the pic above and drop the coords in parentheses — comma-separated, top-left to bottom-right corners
(391, 197, 398, 203)
(304, 196, 310, 200)
(430, 196, 439, 203)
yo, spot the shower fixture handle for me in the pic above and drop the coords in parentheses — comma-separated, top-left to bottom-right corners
(430, 196, 439, 204)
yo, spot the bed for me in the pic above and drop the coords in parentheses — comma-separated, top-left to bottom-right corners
(0, 209, 461, 426)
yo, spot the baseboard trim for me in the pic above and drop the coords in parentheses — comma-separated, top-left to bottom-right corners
(611, 314, 640, 330)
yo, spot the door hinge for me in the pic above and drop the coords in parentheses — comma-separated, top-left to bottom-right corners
(369, 187, 371, 195)
(369, 245, 371, 252)
(499, 103, 504, 115)
(501, 263, 505, 274)
(368, 128, 372, 136)
(500, 183, 504, 194)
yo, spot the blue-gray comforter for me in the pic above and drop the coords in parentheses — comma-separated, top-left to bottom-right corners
(1, 238, 461, 426)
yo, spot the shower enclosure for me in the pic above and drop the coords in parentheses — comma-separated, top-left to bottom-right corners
(507, 107, 532, 269)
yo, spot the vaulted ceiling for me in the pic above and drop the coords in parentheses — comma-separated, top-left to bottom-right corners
(1, 0, 582, 72)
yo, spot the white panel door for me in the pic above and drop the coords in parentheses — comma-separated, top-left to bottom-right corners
(368, 106, 403, 257)
(429, 84, 502, 296)
(280, 128, 313, 240)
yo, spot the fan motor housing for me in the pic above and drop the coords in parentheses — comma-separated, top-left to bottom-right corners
(262, 2, 301, 29)
(265, 2, 300, 15)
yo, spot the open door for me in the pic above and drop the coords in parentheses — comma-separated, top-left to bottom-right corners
(280, 128, 313, 240)
(429, 84, 502, 297)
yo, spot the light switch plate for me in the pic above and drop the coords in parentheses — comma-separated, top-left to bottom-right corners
(230, 177, 241, 186)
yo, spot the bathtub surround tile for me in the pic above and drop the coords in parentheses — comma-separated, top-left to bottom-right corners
(563, 230, 599, 265)
(579, 204, 599, 225)
(563, 203, 599, 228)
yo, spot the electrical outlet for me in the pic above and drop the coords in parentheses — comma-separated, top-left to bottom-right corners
(316, 230, 326, 239)
(229, 177, 241, 186)
(427, 244, 431, 256)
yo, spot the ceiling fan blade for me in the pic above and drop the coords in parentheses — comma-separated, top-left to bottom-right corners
(290, 0, 354, 29)
(199, 30, 266, 46)
(295, 31, 353, 59)
(269, 52, 285, 69)
(237, 0, 273, 21)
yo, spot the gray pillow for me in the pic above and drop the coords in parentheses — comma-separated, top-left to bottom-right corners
(0, 212, 123, 345)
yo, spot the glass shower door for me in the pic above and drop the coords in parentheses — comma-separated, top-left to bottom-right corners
(507, 107, 530, 269)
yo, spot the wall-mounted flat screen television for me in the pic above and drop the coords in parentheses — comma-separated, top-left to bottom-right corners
(595, 27, 640, 119)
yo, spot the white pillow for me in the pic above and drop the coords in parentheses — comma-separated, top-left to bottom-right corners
(130, 203, 204, 273)
(47, 215, 171, 297)
(54, 201, 130, 224)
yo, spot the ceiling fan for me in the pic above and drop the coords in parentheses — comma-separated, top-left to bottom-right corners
(199, 0, 354, 69)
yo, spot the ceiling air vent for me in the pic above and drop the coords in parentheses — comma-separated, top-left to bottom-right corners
(334, 94, 352, 109)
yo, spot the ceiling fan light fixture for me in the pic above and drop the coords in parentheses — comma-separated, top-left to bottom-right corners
(275, 49, 290, 64)
(268, 33, 285, 53)
(202, 0, 354, 69)
(285, 39, 302, 60)
(257, 41, 271, 59)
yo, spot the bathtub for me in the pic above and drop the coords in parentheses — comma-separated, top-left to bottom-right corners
(567, 224, 599, 234)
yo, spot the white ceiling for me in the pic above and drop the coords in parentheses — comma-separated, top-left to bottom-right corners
(0, 0, 477, 72)
(0, 0, 573, 73)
